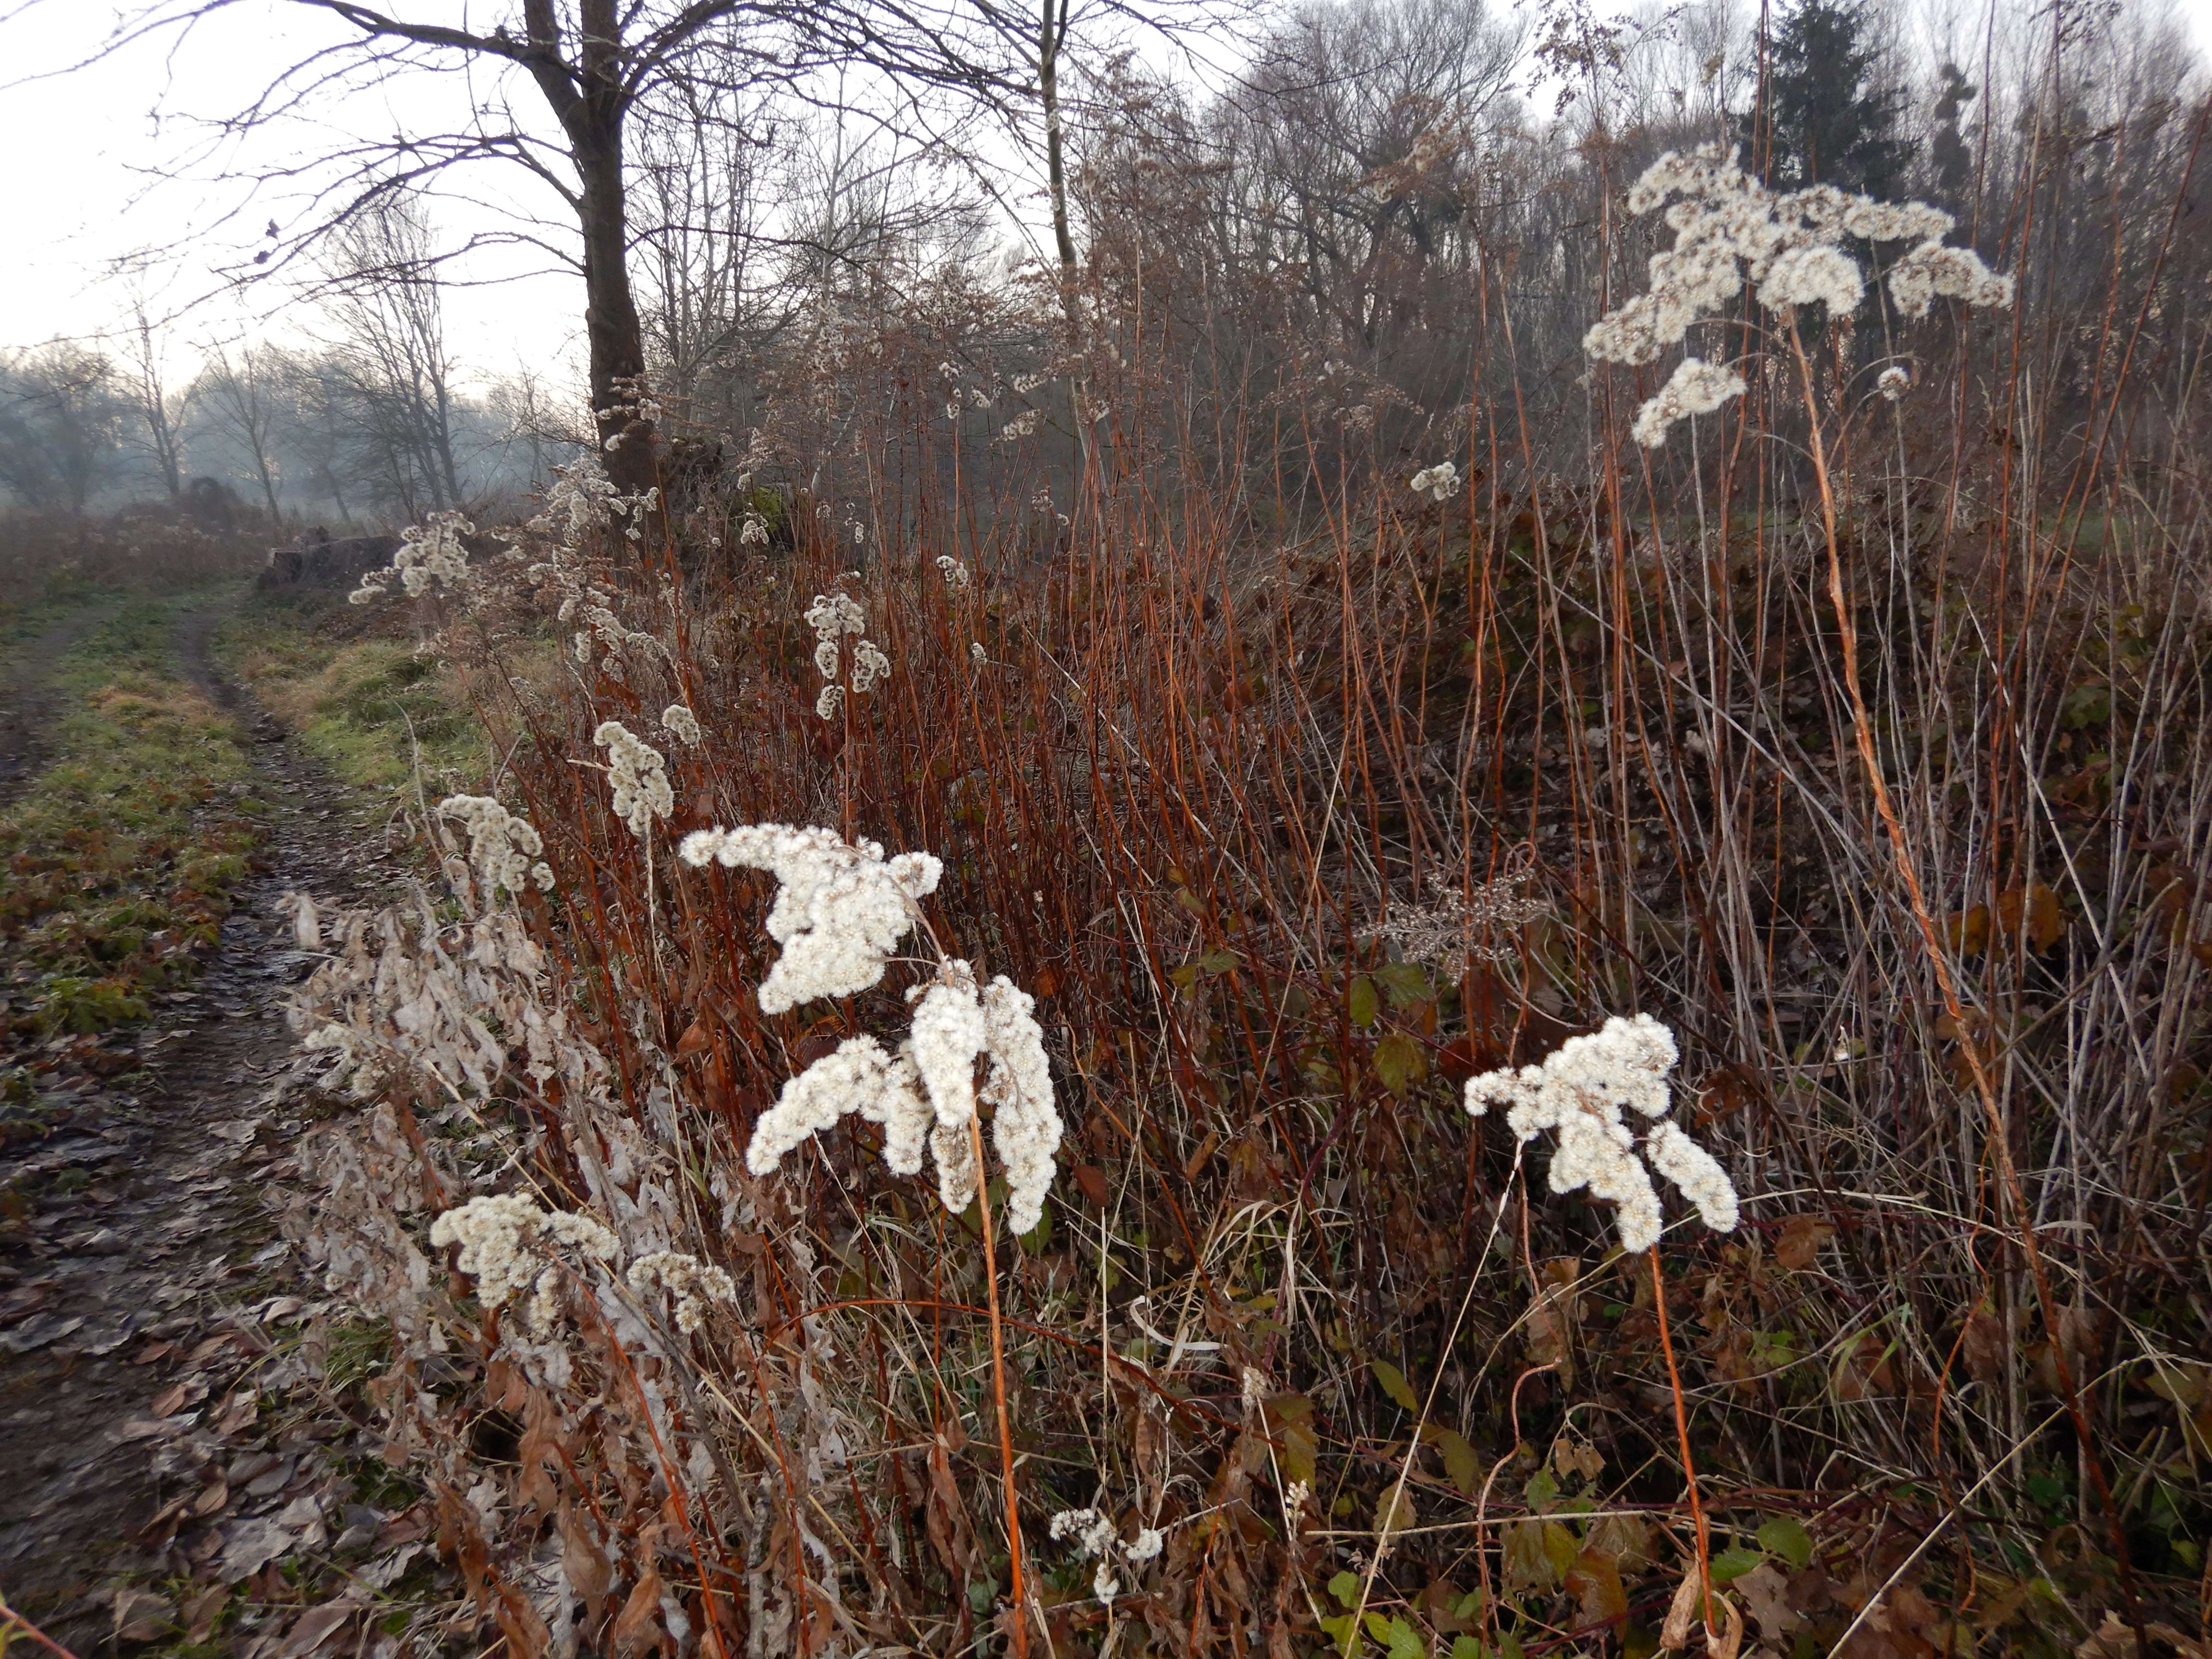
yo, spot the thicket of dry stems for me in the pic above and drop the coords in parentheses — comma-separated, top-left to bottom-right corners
(276, 139, 2212, 1659)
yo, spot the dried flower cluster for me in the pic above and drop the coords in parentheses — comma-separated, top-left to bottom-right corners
(437, 793, 555, 898)
(681, 823, 1061, 1234)
(677, 824, 941, 1012)
(428, 1191, 618, 1334)
(1464, 1014, 1739, 1253)
(592, 721, 673, 839)
(661, 703, 703, 745)
(744, 1034, 932, 1179)
(626, 1250, 737, 1334)
(805, 591, 891, 720)
(349, 511, 475, 604)
(1370, 862, 1547, 964)
(1586, 145, 2014, 446)
(935, 554, 972, 588)
(528, 455, 625, 545)
(1051, 1507, 1166, 1606)
(1629, 358, 1749, 449)
(1408, 462, 1462, 501)
(1878, 364, 1911, 401)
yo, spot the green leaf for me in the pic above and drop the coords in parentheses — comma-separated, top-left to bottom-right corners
(1451, 1639, 1490, 1659)
(1329, 1571, 1362, 1609)
(1522, 1468, 1560, 1513)
(1319, 1612, 1361, 1658)
(1711, 1545, 1766, 1584)
(1371, 1358, 1420, 1413)
(1372, 1032, 1426, 1097)
(1199, 949, 1238, 975)
(1756, 1515, 1813, 1571)
(1348, 975, 1380, 1028)
(1373, 962, 1432, 1008)
(1169, 962, 1201, 989)
(1421, 1424, 1483, 1497)
(1383, 1615, 1428, 1659)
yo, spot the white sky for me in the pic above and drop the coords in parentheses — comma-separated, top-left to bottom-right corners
(5, 0, 2212, 395)
(0, 2, 592, 395)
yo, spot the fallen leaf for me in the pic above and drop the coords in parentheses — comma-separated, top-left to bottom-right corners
(215, 1390, 259, 1436)
(181, 1585, 228, 1645)
(609, 1567, 666, 1659)
(280, 1604, 352, 1657)
(150, 1382, 191, 1418)
(1735, 1564, 1800, 1642)
(113, 1587, 174, 1643)
(191, 1479, 230, 1518)
(217, 1516, 293, 1583)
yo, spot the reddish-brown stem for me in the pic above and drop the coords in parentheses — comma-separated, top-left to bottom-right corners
(0, 1596, 83, 1659)
(1648, 1245, 1716, 1643)
(969, 1115, 1030, 1659)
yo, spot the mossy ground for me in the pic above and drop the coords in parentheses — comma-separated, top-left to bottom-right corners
(0, 592, 265, 1052)
(214, 598, 490, 800)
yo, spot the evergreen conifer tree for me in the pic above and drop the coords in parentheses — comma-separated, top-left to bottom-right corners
(1743, 0, 1911, 196)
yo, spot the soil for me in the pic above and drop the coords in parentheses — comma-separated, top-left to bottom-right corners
(0, 594, 406, 1651)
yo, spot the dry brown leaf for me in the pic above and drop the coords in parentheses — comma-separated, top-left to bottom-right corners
(1661, 1568, 1705, 1650)
(1707, 1592, 1744, 1659)
(1735, 1563, 1800, 1642)
(1372, 1483, 1417, 1539)
(190, 1479, 229, 1518)
(1775, 1215, 1835, 1272)
(2074, 1611, 2211, 1659)
(609, 1568, 666, 1659)
(150, 1382, 190, 1418)
(560, 1499, 613, 1625)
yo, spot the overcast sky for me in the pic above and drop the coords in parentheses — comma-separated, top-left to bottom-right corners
(0, 2, 592, 394)
(6, 0, 2212, 399)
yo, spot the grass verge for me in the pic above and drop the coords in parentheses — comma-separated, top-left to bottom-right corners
(213, 595, 492, 803)
(0, 593, 265, 1058)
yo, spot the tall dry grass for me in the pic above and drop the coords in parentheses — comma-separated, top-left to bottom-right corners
(279, 160, 2212, 1659)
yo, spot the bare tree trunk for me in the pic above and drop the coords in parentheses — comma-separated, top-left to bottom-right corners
(518, 0, 658, 494)
(576, 126, 657, 493)
(1037, 0, 1092, 471)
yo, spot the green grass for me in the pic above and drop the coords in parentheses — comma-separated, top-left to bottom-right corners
(0, 594, 265, 1051)
(215, 601, 490, 799)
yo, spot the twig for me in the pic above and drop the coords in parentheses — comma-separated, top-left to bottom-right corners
(0, 1595, 84, 1659)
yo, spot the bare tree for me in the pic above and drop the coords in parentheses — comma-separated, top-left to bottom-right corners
(320, 190, 466, 514)
(192, 344, 290, 521)
(119, 298, 192, 498)
(0, 343, 126, 517)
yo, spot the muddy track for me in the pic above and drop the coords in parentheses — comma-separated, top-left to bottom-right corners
(0, 594, 403, 1649)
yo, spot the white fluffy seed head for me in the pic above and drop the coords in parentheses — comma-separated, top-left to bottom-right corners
(981, 974, 1062, 1235)
(626, 1250, 736, 1333)
(438, 794, 549, 898)
(1630, 357, 1747, 449)
(1589, 144, 2012, 405)
(429, 1192, 617, 1328)
(911, 968, 987, 1134)
(662, 704, 702, 745)
(678, 824, 941, 1013)
(592, 721, 673, 839)
(1464, 1015, 1732, 1254)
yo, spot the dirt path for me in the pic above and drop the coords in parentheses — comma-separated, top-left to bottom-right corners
(0, 595, 405, 1651)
